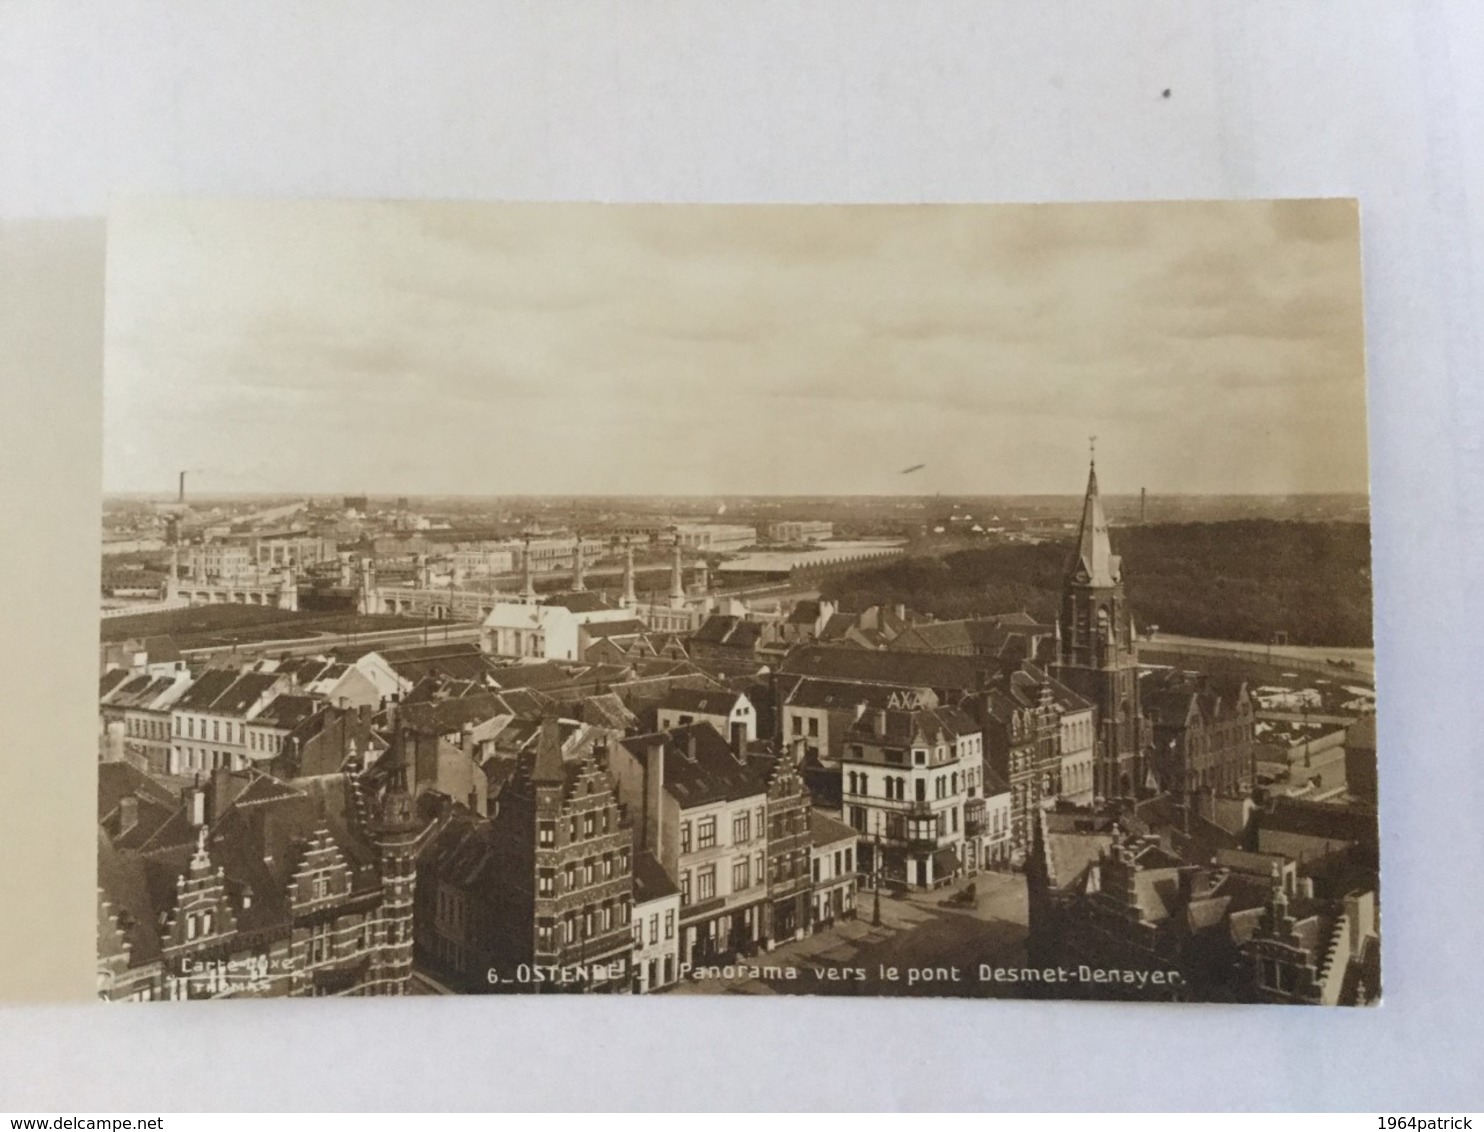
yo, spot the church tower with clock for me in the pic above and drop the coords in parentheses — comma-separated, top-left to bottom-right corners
(1052, 449, 1146, 799)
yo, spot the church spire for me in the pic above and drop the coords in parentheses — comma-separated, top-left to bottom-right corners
(1071, 450, 1120, 588)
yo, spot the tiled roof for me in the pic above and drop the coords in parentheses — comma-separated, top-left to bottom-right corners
(787, 601, 823, 625)
(659, 687, 744, 716)
(809, 810, 858, 848)
(845, 704, 978, 747)
(633, 850, 679, 903)
(543, 591, 612, 614)
(418, 805, 497, 890)
(784, 676, 935, 712)
(103, 770, 387, 960)
(779, 645, 1000, 692)
(219, 672, 284, 715)
(253, 693, 320, 730)
(692, 615, 764, 648)
(497, 686, 557, 719)
(560, 692, 639, 731)
(620, 723, 767, 810)
(581, 618, 649, 639)
(490, 663, 587, 692)
(171, 668, 240, 711)
(981, 766, 1012, 796)
(400, 692, 511, 737)
(100, 669, 131, 698)
(102, 673, 181, 711)
(97, 829, 163, 965)
(1255, 797, 1378, 847)
(818, 612, 858, 640)
(97, 762, 180, 850)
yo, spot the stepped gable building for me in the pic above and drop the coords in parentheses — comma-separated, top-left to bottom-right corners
(968, 669, 1065, 855)
(611, 722, 771, 967)
(749, 741, 814, 945)
(1241, 872, 1380, 1005)
(1050, 457, 1148, 799)
(97, 765, 419, 1000)
(482, 719, 636, 991)
(1026, 793, 1381, 1004)
(1142, 670, 1256, 796)
(1026, 807, 1272, 1001)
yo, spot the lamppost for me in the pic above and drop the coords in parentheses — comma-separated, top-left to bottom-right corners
(872, 812, 882, 927)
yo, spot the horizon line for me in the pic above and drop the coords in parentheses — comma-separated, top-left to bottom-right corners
(101, 489, 1373, 501)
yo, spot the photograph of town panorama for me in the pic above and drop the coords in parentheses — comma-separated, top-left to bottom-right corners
(96, 199, 1378, 1003)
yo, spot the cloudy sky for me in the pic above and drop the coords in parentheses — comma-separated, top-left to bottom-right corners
(104, 198, 1368, 497)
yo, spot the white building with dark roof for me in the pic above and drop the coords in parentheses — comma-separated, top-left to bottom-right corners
(809, 811, 859, 927)
(655, 688, 757, 747)
(840, 704, 986, 889)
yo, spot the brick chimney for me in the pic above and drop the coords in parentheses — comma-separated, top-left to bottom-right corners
(644, 740, 666, 856)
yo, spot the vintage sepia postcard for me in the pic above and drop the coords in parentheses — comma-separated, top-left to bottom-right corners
(95, 198, 1377, 1004)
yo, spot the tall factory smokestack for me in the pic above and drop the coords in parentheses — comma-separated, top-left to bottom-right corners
(1140, 487, 1146, 525)
(178, 471, 186, 504)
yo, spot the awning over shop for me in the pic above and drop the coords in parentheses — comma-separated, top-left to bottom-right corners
(931, 846, 961, 879)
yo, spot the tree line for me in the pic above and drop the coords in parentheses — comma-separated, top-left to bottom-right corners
(818, 520, 1373, 648)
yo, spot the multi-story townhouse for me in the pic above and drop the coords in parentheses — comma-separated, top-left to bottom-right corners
(100, 669, 192, 775)
(612, 722, 770, 967)
(808, 811, 859, 928)
(168, 670, 293, 775)
(840, 704, 984, 890)
(631, 850, 681, 993)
